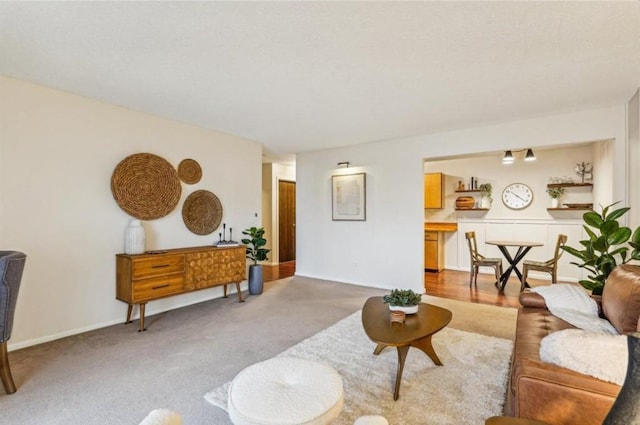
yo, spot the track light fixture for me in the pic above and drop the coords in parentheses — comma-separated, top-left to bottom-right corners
(337, 161, 350, 168)
(502, 150, 514, 164)
(502, 148, 535, 164)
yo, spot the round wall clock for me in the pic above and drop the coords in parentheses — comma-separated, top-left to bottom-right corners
(502, 183, 533, 210)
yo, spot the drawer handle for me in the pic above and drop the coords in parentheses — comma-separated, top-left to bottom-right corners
(151, 264, 170, 269)
(152, 284, 171, 290)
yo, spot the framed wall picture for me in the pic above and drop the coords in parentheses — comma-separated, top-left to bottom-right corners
(332, 172, 366, 221)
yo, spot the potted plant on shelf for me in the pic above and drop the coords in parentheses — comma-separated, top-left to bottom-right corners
(383, 289, 422, 314)
(478, 183, 493, 209)
(561, 202, 640, 295)
(241, 226, 270, 295)
(546, 186, 565, 208)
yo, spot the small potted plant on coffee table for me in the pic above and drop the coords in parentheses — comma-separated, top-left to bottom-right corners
(383, 289, 422, 314)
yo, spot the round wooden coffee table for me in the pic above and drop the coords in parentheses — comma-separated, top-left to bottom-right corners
(361, 296, 452, 400)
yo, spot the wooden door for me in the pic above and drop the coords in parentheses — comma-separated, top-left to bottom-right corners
(278, 180, 296, 262)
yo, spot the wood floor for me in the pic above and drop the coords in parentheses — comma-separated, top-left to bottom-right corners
(263, 262, 540, 308)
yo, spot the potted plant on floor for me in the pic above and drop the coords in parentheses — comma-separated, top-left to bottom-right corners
(241, 227, 270, 295)
(561, 202, 640, 295)
(546, 186, 565, 208)
(383, 289, 422, 314)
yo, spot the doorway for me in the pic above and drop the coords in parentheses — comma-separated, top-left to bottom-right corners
(278, 180, 296, 262)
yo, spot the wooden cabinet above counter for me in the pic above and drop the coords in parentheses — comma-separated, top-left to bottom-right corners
(424, 173, 444, 209)
(424, 222, 458, 232)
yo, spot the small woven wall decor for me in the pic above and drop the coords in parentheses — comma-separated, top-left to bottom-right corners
(177, 158, 202, 184)
(182, 190, 223, 235)
(111, 153, 182, 220)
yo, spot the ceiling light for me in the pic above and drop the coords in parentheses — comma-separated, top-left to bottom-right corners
(524, 149, 536, 161)
(337, 161, 350, 168)
(502, 151, 514, 164)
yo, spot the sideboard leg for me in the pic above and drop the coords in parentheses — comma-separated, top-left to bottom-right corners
(138, 303, 147, 332)
(125, 304, 133, 324)
(235, 281, 244, 303)
(223, 284, 228, 298)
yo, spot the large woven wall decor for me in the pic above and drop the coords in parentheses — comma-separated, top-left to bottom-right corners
(111, 153, 182, 220)
(177, 158, 202, 184)
(182, 190, 223, 235)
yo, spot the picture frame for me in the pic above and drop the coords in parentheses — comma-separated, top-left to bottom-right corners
(332, 172, 366, 221)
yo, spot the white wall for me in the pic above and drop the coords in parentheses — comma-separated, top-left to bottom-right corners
(628, 89, 640, 230)
(0, 77, 263, 349)
(296, 105, 628, 293)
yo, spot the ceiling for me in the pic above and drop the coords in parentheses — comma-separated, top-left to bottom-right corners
(1, 2, 639, 163)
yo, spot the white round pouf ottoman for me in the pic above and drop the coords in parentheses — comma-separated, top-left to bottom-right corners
(228, 357, 344, 425)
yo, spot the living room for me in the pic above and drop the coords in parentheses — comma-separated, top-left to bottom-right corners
(1, 2, 639, 424)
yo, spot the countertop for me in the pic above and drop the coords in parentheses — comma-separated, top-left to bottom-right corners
(424, 222, 458, 232)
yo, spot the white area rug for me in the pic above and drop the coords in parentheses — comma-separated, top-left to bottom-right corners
(205, 310, 513, 424)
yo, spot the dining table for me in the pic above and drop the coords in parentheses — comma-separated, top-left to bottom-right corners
(485, 240, 543, 290)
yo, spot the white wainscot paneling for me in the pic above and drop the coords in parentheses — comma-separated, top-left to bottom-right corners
(455, 218, 585, 282)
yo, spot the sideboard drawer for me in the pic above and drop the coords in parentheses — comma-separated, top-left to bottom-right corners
(131, 255, 185, 280)
(132, 275, 185, 301)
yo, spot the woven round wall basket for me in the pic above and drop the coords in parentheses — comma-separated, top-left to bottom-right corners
(111, 153, 182, 220)
(182, 190, 223, 235)
(177, 158, 202, 185)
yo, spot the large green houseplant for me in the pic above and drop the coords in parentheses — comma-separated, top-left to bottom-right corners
(241, 227, 270, 295)
(561, 202, 640, 294)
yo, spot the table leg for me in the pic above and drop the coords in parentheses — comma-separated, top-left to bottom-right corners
(498, 246, 533, 291)
(138, 303, 147, 332)
(234, 281, 245, 302)
(393, 345, 410, 400)
(373, 343, 386, 355)
(410, 334, 443, 366)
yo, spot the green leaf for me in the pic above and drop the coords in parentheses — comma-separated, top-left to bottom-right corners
(600, 220, 619, 237)
(583, 211, 603, 228)
(605, 207, 630, 222)
(592, 236, 608, 252)
(561, 245, 587, 260)
(608, 227, 632, 245)
(632, 227, 640, 244)
(583, 226, 597, 240)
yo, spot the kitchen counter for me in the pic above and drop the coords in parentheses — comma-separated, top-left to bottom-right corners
(424, 222, 458, 232)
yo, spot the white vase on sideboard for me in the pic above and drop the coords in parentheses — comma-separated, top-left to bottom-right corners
(125, 219, 146, 254)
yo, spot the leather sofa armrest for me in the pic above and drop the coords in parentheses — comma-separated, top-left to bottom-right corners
(513, 358, 620, 425)
(519, 291, 547, 308)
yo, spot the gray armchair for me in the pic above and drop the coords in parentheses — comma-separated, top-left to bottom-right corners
(0, 251, 26, 394)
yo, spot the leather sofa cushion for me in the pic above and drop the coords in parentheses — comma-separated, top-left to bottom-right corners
(602, 264, 640, 334)
(519, 291, 547, 309)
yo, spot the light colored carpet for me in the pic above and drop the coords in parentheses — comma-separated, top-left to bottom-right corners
(422, 295, 517, 341)
(205, 310, 514, 424)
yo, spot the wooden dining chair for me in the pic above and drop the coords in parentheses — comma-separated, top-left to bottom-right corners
(465, 231, 503, 287)
(521, 234, 567, 290)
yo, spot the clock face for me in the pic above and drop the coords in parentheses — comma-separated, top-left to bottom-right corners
(502, 183, 533, 210)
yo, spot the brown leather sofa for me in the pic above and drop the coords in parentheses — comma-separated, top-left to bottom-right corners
(506, 264, 640, 425)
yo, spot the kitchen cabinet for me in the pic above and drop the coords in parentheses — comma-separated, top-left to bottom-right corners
(424, 173, 444, 209)
(424, 231, 444, 272)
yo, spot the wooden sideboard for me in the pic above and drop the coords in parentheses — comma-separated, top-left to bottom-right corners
(116, 245, 246, 332)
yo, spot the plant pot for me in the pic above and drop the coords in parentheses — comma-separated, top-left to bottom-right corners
(480, 197, 491, 209)
(551, 198, 559, 208)
(248, 264, 264, 295)
(388, 304, 419, 314)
